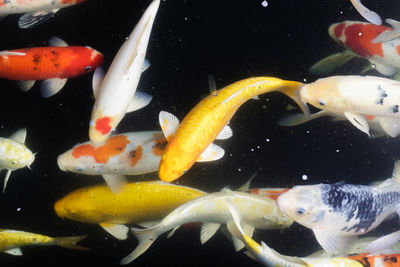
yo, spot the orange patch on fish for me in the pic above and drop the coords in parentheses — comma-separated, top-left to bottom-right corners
(344, 24, 387, 57)
(249, 188, 290, 201)
(129, 146, 143, 167)
(152, 138, 168, 156)
(397, 45, 400, 55)
(95, 117, 112, 135)
(72, 135, 130, 163)
(333, 23, 346, 37)
(348, 253, 400, 266)
(365, 114, 376, 121)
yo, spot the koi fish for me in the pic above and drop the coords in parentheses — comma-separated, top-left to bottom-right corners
(0, 37, 103, 97)
(57, 131, 167, 193)
(348, 253, 400, 267)
(0, 0, 87, 29)
(158, 77, 304, 182)
(0, 128, 34, 192)
(0, 229, 88, 256)
(286, 75, 400, 137)
(89, 0, 159, 144)
(54, 181, 206, 240)
(310, 21, 400, 77)
(277, 160, 400, 255)
(120, 189, 293, 264)
(226, 200, 362, 267)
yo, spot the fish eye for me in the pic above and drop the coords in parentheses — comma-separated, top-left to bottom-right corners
(84, 66, 92, 71)
(10, 160, 17, 165)
(318, 100, 326, 106)
(296, 207, 306, 215)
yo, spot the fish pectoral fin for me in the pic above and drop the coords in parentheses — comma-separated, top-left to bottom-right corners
(196, 143, 225, 162)
(309, 50, 357, 75)
(200, 223, 221, 245)
(100, 223, 129, 240)
(372, 18, 400, 43)
(344, 112, 370, 136)
(3, 169, 12, 193)
(159, 111, 179, 140)
(40, 78, 68, 98)
(18, 9, 59, 29)
(120, 227, 158, 265)
(17, 80, 35, 92)
(236, 171, 258, 191)
(9, 128, 27, 144)
(365, 230, 400, 253)
(48, 36, 68, 47)
(243, 251, 257, 261)
(142, 59, 151, 72)
(4, 247, 23, 256)
(126, 91, 153, 113)
(378, 117, 400, 137)
(137, 220, 161, 228)
(92, 67, 105, 99)
(278, 110, 332, 127)
(102, 174, 127, 194)
(313, 229, 355, 255)
(391, 161, 400, 183)
(166, 226, 180, 239)
(368, 60, 397, 76)
(215, 125, 233, 140)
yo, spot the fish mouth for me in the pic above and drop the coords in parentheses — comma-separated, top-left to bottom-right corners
(57, 155, 67, 172)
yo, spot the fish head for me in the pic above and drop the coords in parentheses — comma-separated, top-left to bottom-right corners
(57, 147, 101, 174)
(89, 108, 118, 144)
(158, 152, 187, 182)
(277, 184, 328, 229)
(66, 47, 104, 77)
(1, 142, 35, 170)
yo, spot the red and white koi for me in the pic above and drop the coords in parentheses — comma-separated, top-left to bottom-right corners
(89, 0, 159, 144)
(0, 0, 87, 28)
(0, 37, 103, 97)
(57, 131, 166, 193)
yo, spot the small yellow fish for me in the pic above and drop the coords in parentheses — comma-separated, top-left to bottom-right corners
(0, 229, 88, 256)
(0, 128, 35, 192)
(54, 181, 206, 240)
(158, 77, 304, 182)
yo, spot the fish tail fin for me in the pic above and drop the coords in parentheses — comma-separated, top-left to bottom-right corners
(279, 81, 310, 116)
(53, 235, 90, 251)
(120, 227, 159, 265)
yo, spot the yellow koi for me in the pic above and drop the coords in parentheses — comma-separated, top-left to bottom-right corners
(158, 77, 304, 182)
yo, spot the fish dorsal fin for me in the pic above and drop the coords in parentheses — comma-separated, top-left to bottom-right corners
(48, 36, 68, 47)
(378, 117, 400, 137)
(344, 112, 370, 136)
(369, 60, 397, 76)
(208, 74, 217, 93)
(102, 174, 127, 194)
(126, 91, 152, 113)
(159, 111, 179, 141)
(236, 171, 258, 191)
(196, 143, 225, 162)
(372, 18, 400, 43)
(313, 229, 355, 255)
(4, 247, 23, 256)
(200, 223, 221, 245)
(9, 128, 27, 144)
(391, 160, 400, 183)
(215, 125, 233, 140)
(92, 67, 105, 99)
(41, 78, 68, 98)
(18, 9, 59, 29)
(350, 0, 382, 25)
(17, 80, 35, 92)
(99, 223, 129, 240)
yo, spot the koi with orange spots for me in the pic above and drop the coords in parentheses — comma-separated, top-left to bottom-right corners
(347, 253, 400, 267)
(158, 77, 305, 182)
(57, 131, 167, 193)
(89, 0, 159, 144)
(310, 21, 400, 78)
(0, 37, 103, 97)
(0, 0, 87, 29)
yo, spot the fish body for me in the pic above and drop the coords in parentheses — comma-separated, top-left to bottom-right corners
(348, 253, 400, 267)
(88, 0, 159, 144)
(0, 39, 103, 97)
(54, 181, 205, 240)
(0, 229, 88, 255)
(297, 75, 400, 137)
(158, 77, 304, 182)
(0, 128, 34, 192)
(277, 161, 400, 255)
(120, 189, 292, 264)
(57, 131, 166, 192)
(0, 0, 87, 28)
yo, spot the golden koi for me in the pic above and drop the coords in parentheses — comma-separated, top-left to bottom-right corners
(0, 229, 88, 256)
(158, 77, 304, 182)
(0, 128, 35, 192)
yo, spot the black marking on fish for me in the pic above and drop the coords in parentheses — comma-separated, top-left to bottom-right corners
(392, 105, 399, 113)
(33, 54, 41, 65)
(129, 150, 137, 158)
(321, 183, 400, 233)
(153, 140, 167, 151)
(353, 117, 362, 126)
(376, 85, 387, 105)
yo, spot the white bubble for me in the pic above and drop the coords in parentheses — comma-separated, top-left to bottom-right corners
(358, 32, 362, 36)
(16, 207, 21, 212)
(261, 0, 268, 7)
(303, 78, 307, 82)
(266, 138, 270, 142)
(336, 149, 340, 152)
(238, 168, 242, 172)
(301, 174, 308, 181)
(251, 148, 254, 152)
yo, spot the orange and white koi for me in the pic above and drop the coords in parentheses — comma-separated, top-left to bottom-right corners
(310, 21, 400, 77)
(54, 181, 205, 240)
(0, 0, 87, 28)
(0, 37, 103, 97)
(57, 131, 166, 193)
(89, 0, 159, 144)
(158, 77, 304, 182)
(348, 253, 400, 267)
(0, 229, 88, 256)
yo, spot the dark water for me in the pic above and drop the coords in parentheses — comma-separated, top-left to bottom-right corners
(1, 0, 400, 266)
